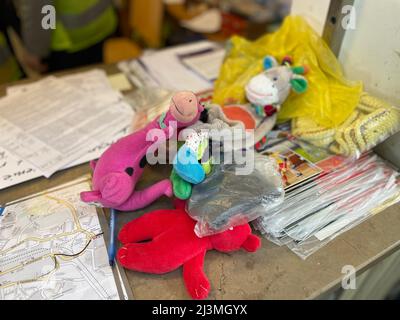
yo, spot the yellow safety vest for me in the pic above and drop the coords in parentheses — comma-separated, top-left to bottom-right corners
(0, 31, 22, 85)
(52, 0, 117, 53)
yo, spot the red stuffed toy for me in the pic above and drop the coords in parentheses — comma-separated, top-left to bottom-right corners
(117, 200, 261, 300)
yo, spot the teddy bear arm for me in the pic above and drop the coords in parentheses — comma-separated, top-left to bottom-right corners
(241, 234, 262, 252)
(118, 238, 189, 274)
(183, 251, 210, 300)
(118, 209, 182, 245)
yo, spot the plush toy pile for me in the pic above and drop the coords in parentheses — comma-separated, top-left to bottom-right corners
(80, 47, 313, 298)
(80, 91, 266, 300)
(80, 91, 203, 211)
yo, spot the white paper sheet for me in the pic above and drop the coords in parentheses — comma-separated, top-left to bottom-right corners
(180, 48, 225, 81)
(1, 70, 134, 189)
(0, 124, 130, 190)
(0, 179, 121, 300)
(7, 70, 123, 105)
(107, 73, 133, 92)
(0, 77, 131, 177)
(138, 41, 220, 92)
(127, 60, 160, 88)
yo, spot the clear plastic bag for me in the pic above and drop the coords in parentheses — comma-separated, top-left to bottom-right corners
(253, 153, 400, 259)
(292, 93, 400, 159)
(187, 152, 284, 237)
(287, 188, 400, 259)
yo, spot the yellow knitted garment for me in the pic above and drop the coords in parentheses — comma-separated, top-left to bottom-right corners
(292, 93, 400, 158)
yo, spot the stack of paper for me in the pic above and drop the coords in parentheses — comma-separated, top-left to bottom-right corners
(179, 48, 226, 82)
(0, 70, 134, 190)
(253, 151, 400, 259)
(118, 41, 225, 92)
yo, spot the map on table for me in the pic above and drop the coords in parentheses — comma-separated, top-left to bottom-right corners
(0, 179, 120, 300)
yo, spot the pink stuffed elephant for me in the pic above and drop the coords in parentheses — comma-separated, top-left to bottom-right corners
(80, 91, 204, 211)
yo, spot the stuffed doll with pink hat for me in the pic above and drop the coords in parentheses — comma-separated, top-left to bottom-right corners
(80, 91, 204, 211)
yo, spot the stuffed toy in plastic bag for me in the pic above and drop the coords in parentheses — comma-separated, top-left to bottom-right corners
(187, 153, 284, 237)
(171, 104, 249, 200)
(213, 15, 363, 129)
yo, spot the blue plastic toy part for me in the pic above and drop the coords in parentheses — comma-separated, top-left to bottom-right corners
(173, 144, 205, 185)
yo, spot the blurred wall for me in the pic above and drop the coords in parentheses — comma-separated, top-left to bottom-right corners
(290, 0, 330, 35)
(337, 0, 400, 168)
(338, 0, 400, 106)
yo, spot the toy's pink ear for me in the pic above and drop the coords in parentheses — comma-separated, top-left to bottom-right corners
(90, 160, 97, 171)
(241, 234, 261, 252)
(80, 190, 102, 203)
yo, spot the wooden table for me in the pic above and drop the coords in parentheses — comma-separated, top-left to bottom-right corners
(1, 65, 399, 300)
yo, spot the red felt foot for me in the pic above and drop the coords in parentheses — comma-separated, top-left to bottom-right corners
(185, 272, 210, 300)
(241, 234, 261, 252)
(183, 252, 210, 300)
(117, 244, 165, 273)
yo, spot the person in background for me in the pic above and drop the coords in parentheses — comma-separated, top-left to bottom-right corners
(0, 0, 23, 84)
(16, 0, 118, 73)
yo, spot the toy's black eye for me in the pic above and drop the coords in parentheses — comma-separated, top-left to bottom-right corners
(189, 99, 192, 103)
(200, 108, 209, 123)
(125, 167, 134, 176)
(273, 77, 278, 81)
(139, 156, 147, 168)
